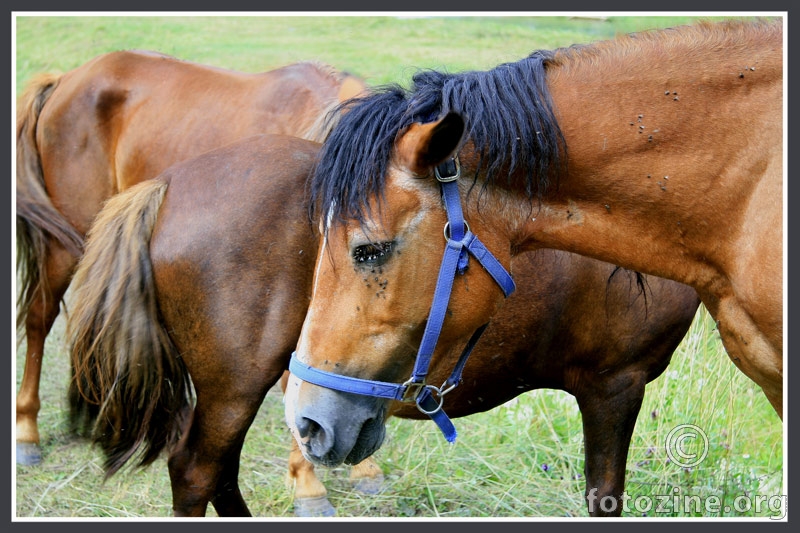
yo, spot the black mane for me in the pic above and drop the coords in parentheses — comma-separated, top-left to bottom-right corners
(309, 50, 566, 229)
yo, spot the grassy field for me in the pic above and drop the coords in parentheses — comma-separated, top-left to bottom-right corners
(13, 14, 784, 519)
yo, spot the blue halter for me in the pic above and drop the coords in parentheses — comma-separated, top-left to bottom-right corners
(289, 157, 516, 443)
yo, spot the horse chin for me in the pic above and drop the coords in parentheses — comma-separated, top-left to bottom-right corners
(344, 415, 385, 466)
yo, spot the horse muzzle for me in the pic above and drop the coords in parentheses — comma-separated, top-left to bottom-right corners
(285, 374, 387, 467)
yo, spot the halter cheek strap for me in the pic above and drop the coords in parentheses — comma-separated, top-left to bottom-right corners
(289, 156, 515, 443)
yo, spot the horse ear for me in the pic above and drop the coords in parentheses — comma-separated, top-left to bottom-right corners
(395, 112, 465, 177)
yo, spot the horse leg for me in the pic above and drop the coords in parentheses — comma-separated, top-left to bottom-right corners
(16, 244, 76, 465)
(348, 456, 385, 494)
(711, 298, 783, 418)
(574, 375, 647, 517)
(287, 442, 386, 514)
(287, 435, 337, 517)
(209, 447, 249, 516)
(168, 398, 259, 517)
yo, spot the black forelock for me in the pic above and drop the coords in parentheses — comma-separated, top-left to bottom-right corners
(308, 85, 411, 230)
(309, 49, 565, 231)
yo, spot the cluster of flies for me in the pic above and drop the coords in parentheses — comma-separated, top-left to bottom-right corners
(353, 241, 394, 300)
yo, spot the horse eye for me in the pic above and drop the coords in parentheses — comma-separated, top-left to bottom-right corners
(353, 241, 394, 267)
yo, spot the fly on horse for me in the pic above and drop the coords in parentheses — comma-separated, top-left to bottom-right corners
(15, 49, 365, 465)
(66, 134, 698, 516)
(284, 17, 783, 487)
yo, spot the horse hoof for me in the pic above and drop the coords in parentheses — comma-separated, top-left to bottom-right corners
(16, 442, 43, 466)
(352, 473, 385, 495)
(293, 496, 336, 517)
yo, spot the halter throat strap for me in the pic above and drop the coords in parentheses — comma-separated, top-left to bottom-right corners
(289, 156, 515, 443)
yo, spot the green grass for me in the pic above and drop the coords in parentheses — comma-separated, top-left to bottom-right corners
(15, 308, 783, 518)
(14, 14, 783, 519)
(15, 15, 746, 95)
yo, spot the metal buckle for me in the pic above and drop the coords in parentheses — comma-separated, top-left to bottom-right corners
(434, 157, 460, 183)
(400, 379, 427, 403)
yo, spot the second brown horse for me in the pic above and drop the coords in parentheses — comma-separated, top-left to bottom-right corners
(67, 133, 699, 516)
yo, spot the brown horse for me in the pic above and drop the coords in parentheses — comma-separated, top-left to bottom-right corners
(283, 17, 783, 493)
(67, 133, 698, 516)
(67, 135, 319, 516)
(15, 49, 365, 464)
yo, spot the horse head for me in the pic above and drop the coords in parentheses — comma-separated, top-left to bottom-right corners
(284, 112, 518, 467)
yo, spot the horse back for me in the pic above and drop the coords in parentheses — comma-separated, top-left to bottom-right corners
(32, 50, 353, 232)
(149, 134, 320, 389)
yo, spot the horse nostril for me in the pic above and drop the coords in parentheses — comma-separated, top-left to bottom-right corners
(295, 416, 320, 441)
(295, 415, 339, 465)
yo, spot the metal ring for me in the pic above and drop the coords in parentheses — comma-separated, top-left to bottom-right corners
(415, 385, 445, 416)
(443, 220, 470, 241)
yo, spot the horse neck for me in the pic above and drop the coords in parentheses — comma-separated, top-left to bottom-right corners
(504, 28, 782, 295)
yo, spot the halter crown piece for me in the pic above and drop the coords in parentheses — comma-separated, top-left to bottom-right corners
(289, 156, 515, 442)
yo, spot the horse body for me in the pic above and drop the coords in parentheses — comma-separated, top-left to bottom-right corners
(284, 17, 783, 486)
(15, 49, 365, 464)
(67, 134, 698, 516)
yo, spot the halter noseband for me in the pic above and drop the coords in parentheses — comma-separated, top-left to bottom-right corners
(289, 156, 515, 443)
